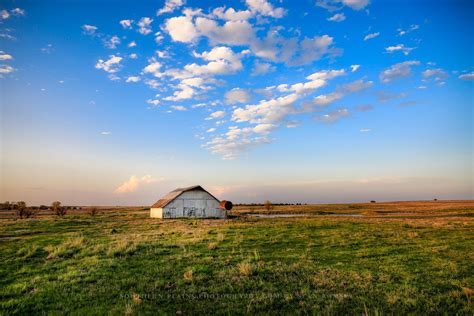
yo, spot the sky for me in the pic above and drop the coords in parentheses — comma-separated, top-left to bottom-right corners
(0, 0, 473, 205)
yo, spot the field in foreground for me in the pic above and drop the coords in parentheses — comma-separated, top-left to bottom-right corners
(1, 201, 473, 314)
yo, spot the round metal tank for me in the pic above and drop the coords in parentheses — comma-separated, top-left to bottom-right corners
(220, 200, 233, 211)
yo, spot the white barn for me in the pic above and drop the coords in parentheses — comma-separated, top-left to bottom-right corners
(150, 185, 230, 219)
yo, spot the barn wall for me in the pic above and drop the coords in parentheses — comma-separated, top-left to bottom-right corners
(161, 190, 226, 218)
(150, 208, 163, 218)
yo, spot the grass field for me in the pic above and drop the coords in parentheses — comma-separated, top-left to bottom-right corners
(1, 201, 473, 314)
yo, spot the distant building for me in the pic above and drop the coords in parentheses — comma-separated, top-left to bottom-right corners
(150, 185, 232, 219)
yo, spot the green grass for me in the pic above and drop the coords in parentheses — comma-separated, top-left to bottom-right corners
(0, 208, 473, 315)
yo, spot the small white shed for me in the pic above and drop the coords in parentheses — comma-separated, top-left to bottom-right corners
(150, 185, 229, 219)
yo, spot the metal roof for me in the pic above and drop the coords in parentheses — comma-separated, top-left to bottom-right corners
(151, 185, 220, 208)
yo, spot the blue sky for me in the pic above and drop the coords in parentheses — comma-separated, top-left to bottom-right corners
(1, 0, 473, 205)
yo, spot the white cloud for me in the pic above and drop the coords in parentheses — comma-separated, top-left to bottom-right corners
(203, 125, 272, 160)
(114, 175, 163, 194)
(385, 44, 415, 55)
(397, 24, 419, 36)
(206, 128, 216, 133)
(315, 108, 350, 123)
(209, 111, 226, 119)
(104, 35, 121, 49)
(120, 19, 133, 29)
(129, 53, 138, 59)
(350, 64, 360, 72)
(163, 14, 339, 66)
(0, 65, 15, 74)
(356, 104, 373, 112)
(82, 24, 98, 35)
(170, 105, 187, 111)
(146, 99, 160, 106)
(157, 0, 185, 15)
(245, 0, 286, 18)
(364, 32, 379, 41)
(95, 55, 123, 73)
(100, 131, 112, 135)
(380, 60, 420, 83)
(142, 61, 163, 77)
(10, 8, 25, 16)
(225, 88, 252, 104)
(128, 41, 137, 48)
(459, 72, 474, 80)
(164, 15, 199, 43)
(360, 128, 372, 133)
(0, 51, 13, 60)
(422, 68, 448, 81)
(0, 10, 9, 20)
(212, 7, 253, 21)
(137, 17, 153, 35)
(327, 13, 346, 22)
(155, 31, 164, 43)
(316, 0, 369, 11)
(126, 76, 141, 83)
(251, 61, 275, 75)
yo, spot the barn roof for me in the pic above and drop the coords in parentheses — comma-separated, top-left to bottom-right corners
(151, 185, 220, 208)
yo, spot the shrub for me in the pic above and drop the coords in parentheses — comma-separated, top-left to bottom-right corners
(264, 200, 273, 211)
(208, 242, 218, 250)
(15, 201, 35, 219)
(237, 261, 254, 277)
(88, 207, 99, 217)
(183, 269, 193, 282)
(52, 201, 66, 217)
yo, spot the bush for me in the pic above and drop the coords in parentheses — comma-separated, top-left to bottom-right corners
(15, 201, 35, 219)
(88, 207, 99, 217)
(52, 201, 66, 217)
(264, 200, 273, 211)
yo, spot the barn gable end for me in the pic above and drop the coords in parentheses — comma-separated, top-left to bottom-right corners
(150, 185, 227, 219)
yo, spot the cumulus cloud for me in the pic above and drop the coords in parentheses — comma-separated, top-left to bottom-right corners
(385, 44, 415, 55)
(314, 108, 350, 123)
(95, 55, 123, 74)
(379, 60, 420, 83)
(209, 110, 226, 119)
(0, 51, 13, 60)
(104, 35, 121, 49)
(397, 24, 419, 36)
(364, 32, 379, 41)
(422, 68, 448, 81)
(10, 8, 25, 16)
(251, 61, 275, 75)
(316, 0, 369, 11)
(163, 13, 340, 66)
(212, 7, 253, 21)
(114, 175, 163, 193)
(120, 19, 133, 29)
(225, 88, 252, 104)
(0, 64, 15, 74)
(303, 79, 373, 109)
(170, 105, 187, 111)
(202, 125, 272, 160)
(350, 64, 360, 72)
(327, 13, 346, 22)
(126, 76, 141, 83)
(245, 0, 286, 18)
(82, 24, 98, 35)
(459, 72, 474, 80)
(137, 17, 153, 35)
(157, 0, 185, 16)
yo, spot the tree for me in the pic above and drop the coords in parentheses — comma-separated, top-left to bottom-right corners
(52, 201, 66, 217)
(88, 207, 99, 217)
(15, 201, 34, 219)
(264, 200, 273, 211)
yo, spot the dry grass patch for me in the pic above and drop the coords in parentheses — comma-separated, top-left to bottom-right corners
(237, 261, 254, 277)
(183, 269, 193, 282)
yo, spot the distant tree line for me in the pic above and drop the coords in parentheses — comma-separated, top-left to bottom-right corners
(0, 201, 96, 219)
(233, 202, 308, 206)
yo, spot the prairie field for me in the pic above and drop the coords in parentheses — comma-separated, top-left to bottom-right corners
(0, 201, 473, 315)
